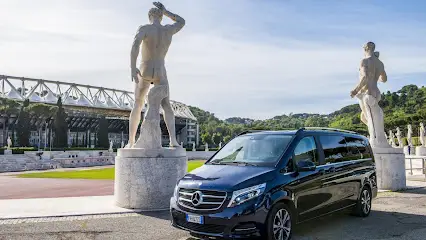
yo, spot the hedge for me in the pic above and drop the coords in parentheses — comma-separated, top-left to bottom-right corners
(0, 147, 38, 155)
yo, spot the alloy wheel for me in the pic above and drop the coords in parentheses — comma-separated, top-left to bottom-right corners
(361, 189, 371, 214)
(273, 209, 291, 240)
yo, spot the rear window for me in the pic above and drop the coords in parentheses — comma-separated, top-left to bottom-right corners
(345, 136, 372, 160)
(319, 135, 372, 163)
(319, 135, 348, 163)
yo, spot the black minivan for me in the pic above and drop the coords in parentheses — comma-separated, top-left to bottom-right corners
(170, 128, 377, 240)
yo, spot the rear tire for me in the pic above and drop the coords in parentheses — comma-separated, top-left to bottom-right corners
(265, 202, 294, 240)
(352, 186, 372, 217)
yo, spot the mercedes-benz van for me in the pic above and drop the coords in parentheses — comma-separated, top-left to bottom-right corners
(170, 128, 377, 240)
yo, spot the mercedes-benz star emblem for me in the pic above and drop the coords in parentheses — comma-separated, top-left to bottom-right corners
(191, 191, 203, 206)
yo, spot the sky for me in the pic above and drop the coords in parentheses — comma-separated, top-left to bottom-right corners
(1, 0, 426, 120)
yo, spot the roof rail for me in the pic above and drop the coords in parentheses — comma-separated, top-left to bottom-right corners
(302, 127, 357, 134)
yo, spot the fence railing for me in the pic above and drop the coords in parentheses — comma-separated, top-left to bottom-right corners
(405, 155, 426, 176)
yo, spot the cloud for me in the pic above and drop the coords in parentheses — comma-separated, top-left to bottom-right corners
(0, 0, 425, 120)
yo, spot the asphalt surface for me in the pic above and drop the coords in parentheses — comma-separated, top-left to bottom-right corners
(2, 188, 426, 240)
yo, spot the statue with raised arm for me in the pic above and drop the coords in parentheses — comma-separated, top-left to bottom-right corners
(420, 123, 425, 147)
(350, 42, 389, 148)
(396, 127, 403, 147)
(126, 2, 185, 149)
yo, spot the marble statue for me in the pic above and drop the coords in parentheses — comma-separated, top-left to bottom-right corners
(396, 127, 403, 147)
(114, 2, 188, 210)
(121, 141, 125, 149)
(192, 142, 196, 151)
(126, 2, 185, 149)
(205, 143, 209, 152)
(6, 137, 12, 150)
(180, 142, 183, 147)
(350, 42, 389, 148)
(407, 124, 413, 146)
(109, 140, 113, 152)
(219, 141, 222, 149)
(388, 130, 396, 147)
(416, 123, 426, 156)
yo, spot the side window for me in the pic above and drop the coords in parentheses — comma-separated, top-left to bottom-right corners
(293, 136, 319, 167)
(319, 135, 349, 164)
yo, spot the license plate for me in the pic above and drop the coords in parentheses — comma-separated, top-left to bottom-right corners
(186, 214, 204, 224)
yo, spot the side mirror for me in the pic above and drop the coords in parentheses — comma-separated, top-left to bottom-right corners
(297, 159, 316, 172)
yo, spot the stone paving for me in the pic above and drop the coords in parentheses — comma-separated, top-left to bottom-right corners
(1, 188, 426, 239)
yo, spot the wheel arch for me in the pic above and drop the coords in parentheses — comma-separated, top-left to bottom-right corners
(269, 191, 298, 223)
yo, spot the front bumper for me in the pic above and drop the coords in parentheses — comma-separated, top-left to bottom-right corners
(170, 196, 268, 239)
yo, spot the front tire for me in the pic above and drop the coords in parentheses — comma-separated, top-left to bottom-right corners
(265, 203, 293, 240)
(352, 186, 372, 217)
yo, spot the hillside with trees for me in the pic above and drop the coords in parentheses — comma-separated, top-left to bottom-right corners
(190, 84, 426, 147)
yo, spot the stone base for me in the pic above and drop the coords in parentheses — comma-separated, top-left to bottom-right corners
(4, 150, 12, 155)
(416, 146, 426, 156)
(114, 147, 187, 210)
(373, 147, 406, 191)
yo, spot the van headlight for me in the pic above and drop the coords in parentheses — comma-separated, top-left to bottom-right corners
(173, 185, 179, 199)
(228, 183, 266, 208)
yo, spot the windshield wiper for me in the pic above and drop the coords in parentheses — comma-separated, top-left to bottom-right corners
(208, 161, 223, 165)
(225, 161, 258, 166)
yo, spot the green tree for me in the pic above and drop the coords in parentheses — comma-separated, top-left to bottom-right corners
(223, 135, 232, 144)
(15, 99, 31, 147)
(53, 97, 68, 148)
(201, 132, 212, 145)
(212, 132, 222, 145)
(97, 117, 109, 148)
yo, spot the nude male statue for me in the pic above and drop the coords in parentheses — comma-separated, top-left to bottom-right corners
(350, 42, 389, 148)
(396, 127, 403, 147)
(127, 2, 185, 148)
(407, 124, 413, 147)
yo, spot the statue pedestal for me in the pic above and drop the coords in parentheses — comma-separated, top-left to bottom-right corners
(4, 150, 12, 155)
(416, 146, 426, 156)
(373, 147, 406, 191)
(114, 147, 187, 210)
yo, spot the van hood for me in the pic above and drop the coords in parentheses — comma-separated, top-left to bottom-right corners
(177, 164, 276, 191)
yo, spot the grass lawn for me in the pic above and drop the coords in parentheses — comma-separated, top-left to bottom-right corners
(16, 160, 206, 180)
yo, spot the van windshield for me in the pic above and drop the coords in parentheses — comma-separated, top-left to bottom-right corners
(208, 134, 293, 166)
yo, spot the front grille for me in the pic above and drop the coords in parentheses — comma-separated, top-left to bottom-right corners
(178, 188, 227, 211)
(172, 210, 225, 234)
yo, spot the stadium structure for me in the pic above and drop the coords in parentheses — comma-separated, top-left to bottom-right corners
(0, 75, 198, 148)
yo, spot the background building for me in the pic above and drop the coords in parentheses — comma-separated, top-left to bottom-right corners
(0, 75, 198, 148)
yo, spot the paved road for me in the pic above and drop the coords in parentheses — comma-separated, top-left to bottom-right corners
(2, 188, 426, 240)
(0, 176, 113, 199)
